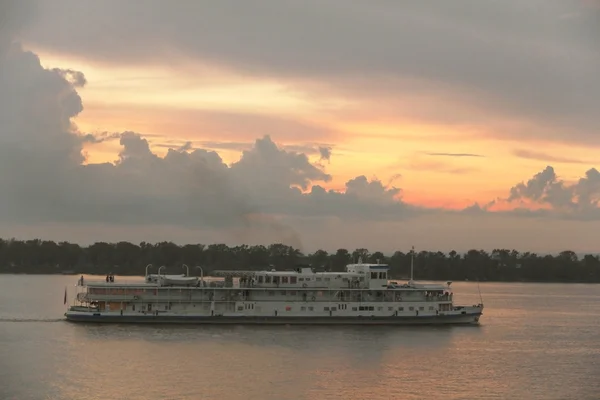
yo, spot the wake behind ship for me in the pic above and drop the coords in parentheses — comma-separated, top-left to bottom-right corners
(64, 258, 483, 325)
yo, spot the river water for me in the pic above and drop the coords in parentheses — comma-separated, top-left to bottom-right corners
(0, 274, 599, 400)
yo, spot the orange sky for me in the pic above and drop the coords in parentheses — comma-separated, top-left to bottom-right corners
(32, 49, 597, 211)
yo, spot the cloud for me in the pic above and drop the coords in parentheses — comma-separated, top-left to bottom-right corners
(502, 165, 600, 219)
(5, 40, 600, 252)
(425, 152, 484, 158)
(318, 146, 332, 162)
(152, 139, 335, 161)
(513, 149, 589, 165)
(81, 131, 122, 144)
(0, 43, 422, 251)
(17, 0, 600, 145)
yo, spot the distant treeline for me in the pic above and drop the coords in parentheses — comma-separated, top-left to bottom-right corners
(0, 238, 599, 282)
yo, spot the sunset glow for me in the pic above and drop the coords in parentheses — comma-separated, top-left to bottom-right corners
(1, 0, 599, 252)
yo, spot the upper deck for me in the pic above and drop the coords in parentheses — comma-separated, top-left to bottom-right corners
(80, 261, 449, 293)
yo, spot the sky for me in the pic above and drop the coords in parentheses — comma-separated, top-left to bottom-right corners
(0, 0, 599, 254)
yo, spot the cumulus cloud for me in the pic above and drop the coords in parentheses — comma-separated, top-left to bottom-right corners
(502, 166, 600, 219)
(17, 0, 600, 144)
(0, 43, 421, 250)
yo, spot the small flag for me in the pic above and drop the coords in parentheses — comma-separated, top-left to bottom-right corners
(63, 287, 67, 305)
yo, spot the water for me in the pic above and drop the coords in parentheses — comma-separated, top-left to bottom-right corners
(1, 275, 599, 400)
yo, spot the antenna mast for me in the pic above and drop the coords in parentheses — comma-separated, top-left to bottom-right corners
(410, 246, 415, 282)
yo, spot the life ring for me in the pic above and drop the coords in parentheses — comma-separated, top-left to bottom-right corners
(302, 283, 308, 288)
(133, 295, 140, 300)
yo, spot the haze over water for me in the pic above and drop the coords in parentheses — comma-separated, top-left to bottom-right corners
(1, 275, 599, 400)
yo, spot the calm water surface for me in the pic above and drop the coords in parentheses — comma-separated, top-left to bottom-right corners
(1, 275, 599, 400)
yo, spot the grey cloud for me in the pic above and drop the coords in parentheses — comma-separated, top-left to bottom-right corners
(81, 131, 122, 144)
(155, 140, 334, 160)
(18, 0, 600, 143)
(504, 165, 600, 218)
(0, 44, 421, 244)
(52, 68, 86, 87)
(318, 146, 332, 162)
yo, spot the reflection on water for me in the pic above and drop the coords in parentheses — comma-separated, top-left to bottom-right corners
(1, 275, 599, 400)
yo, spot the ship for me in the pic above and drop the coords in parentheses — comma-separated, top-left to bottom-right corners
(64, 253, 484, 325)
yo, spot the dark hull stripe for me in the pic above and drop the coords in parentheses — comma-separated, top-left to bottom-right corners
(65, 313, 482, 325)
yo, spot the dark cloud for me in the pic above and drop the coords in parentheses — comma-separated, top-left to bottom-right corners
(318, 146, 332, 162)
(17, 0, 600, 144)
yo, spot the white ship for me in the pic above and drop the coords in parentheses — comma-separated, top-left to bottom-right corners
(64, 255, 484, 325)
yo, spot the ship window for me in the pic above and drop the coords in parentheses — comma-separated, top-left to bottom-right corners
(324, 307, 329, 311)
(429, 306, 434, 311)
(331, 307, 337, 311)
(237, 306, 243, 311)
(301, 306, 306, 311)
(258, 276, 264, 283)
(290, 277, 297, 284)
(308, 306, 314, 311)
(370, 272, 378, 279)
(419, 307, 424, 311)
(132, 305, 135, 311)
(409, 307, 414, 311)
(266, 276, 272, 284)
(359, 306, 365, 311)
(399, 307, 404, 311)
(268, 291, 275, 296)
(377, 307, 383, 311)
(368, 306, 374, 311)
(379, 272, 386, 279)
(316, 277, 322, 281)
(388, 307, 393, 311)
(282, 277, 289, 284)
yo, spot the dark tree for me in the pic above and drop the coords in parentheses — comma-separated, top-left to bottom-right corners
(0, 238, 598, 283)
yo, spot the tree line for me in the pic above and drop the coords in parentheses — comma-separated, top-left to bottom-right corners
(0, 238, 599, 283)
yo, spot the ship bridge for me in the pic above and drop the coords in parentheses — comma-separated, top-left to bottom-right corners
(345, 261, 389, 289)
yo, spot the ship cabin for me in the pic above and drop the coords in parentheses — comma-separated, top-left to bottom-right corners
(230, 262, 390, 291)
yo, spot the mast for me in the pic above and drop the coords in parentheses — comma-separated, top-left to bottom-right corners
(410, 246, 415, 282)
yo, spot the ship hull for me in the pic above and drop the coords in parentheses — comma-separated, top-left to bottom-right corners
(64, 311, 482, 325)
